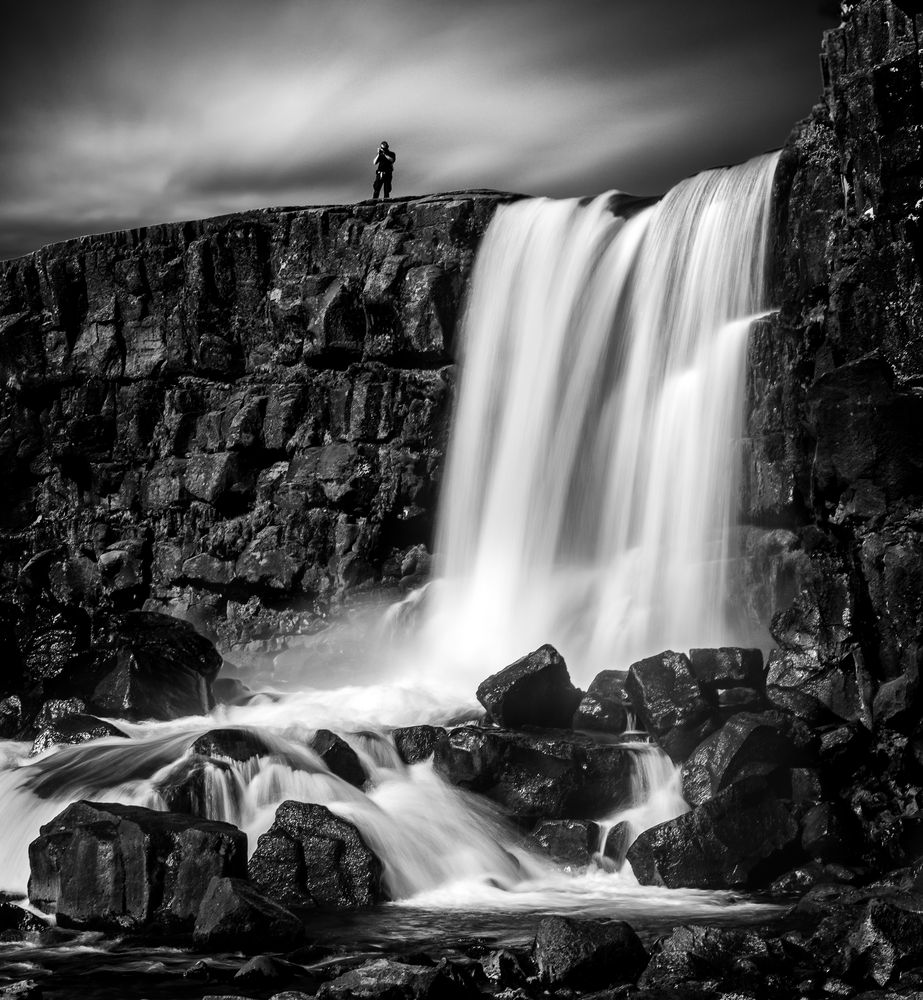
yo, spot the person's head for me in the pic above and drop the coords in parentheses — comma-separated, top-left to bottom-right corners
(380, 141, 389, 149)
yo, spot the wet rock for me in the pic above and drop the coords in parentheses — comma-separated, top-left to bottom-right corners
(475, 644, 581, 730)
(532, 915, 647, 990)
(603, 821, 634, 866)
(801, 801, 864, 863)
(790, 767, 825, 802)
(688, 648, 765, 695)
(34, 698, 87, 728)
(638, 924, 772, 990)
(530, 820, 600, 867)
(818, 721, 874, 776)
(191, 728, 274, 762)
(572, 693, 629, 734)
(680, 712, 801, 807)
(433, 726, 633, 822)
(0, 982, 42, 1000)
(392, 725, 445, 764)
(194, 877, 304, 953)
(480, 948, 530, 989)
(716, 687, 766, 719)
(81, 611, 222, 721)
(234, 955, 298, 984)
(212, 678, 252, 705)
(626, 776, 800, 889)
(28, 801, 247, 931)
(317, 957, 466, 999)
(766, 647, 873, 729)
(587, 668, 630, 705)
(157, 756, 237, 818)
(249, 800, 385, 909)
(310, 729, 365, 787)
(0, 696, 23, 738)
(625, 651, 717, 763)
(769, 861, 857, 894)
(17, 604, 91, 692)
(29, 714, 127, 757)
(0, 902, 45, 942)
(838, 898, 923, 986)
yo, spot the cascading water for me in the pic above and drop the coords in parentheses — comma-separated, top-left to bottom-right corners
(0, 156, 785, 964)
(410, 152, 779, 690)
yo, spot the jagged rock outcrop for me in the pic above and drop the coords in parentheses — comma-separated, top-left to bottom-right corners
(738, 0, 923, 862)
(0, 193, 518, 671)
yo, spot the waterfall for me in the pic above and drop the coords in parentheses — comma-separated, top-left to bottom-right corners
(0, 158, 786, 937)
(413, 153, 779, 687)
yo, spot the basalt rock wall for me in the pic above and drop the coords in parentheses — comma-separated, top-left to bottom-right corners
(0, 192, 518, 667)
(744, 1, 923, 734)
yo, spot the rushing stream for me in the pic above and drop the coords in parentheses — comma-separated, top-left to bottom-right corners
(0, 152, 783, 990)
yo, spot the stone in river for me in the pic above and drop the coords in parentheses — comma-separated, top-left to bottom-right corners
(476, 644, 581, 729)
(193, 876, 304, 952)
(248, 801, 385, 909)
(28, 801, 247, 931)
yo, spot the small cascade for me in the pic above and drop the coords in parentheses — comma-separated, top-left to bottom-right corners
(596, 745, 689, 870)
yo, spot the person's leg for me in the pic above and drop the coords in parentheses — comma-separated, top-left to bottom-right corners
(373, 172, 383, 198)
(383, 174, 392, 198)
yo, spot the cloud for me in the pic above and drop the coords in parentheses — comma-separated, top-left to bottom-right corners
(0, 0, 840, 259)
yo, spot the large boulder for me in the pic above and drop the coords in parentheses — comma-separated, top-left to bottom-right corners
(532, 915, 647, 990)
(475, 644, 581, 729)
(680, 712, 802, 807)
(625, 651, 716, 762)
(38, 611, 223, 722)
(193, 876, 304, 952)
(84, 612, 222, 720)
(626, 777, 800, 889)
(29, 714, 127, 757)
(766, 646, 874, 729)
(28, 801, 247, 931)
(248, 801, 385, 909)
(433, 727, 633, 822)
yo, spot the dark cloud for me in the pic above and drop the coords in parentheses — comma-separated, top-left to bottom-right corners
(0, 0, 840, 260)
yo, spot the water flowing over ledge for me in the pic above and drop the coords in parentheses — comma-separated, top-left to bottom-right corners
(409, 152, 779, 690)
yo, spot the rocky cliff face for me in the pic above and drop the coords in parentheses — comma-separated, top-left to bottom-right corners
(0, 192, 518, 667)
(743, 0, 923, 821)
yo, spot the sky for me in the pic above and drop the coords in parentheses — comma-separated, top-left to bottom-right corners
(0, 0, 841, 260)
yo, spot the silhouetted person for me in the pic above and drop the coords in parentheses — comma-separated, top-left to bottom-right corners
(373, 141, 396, 199)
